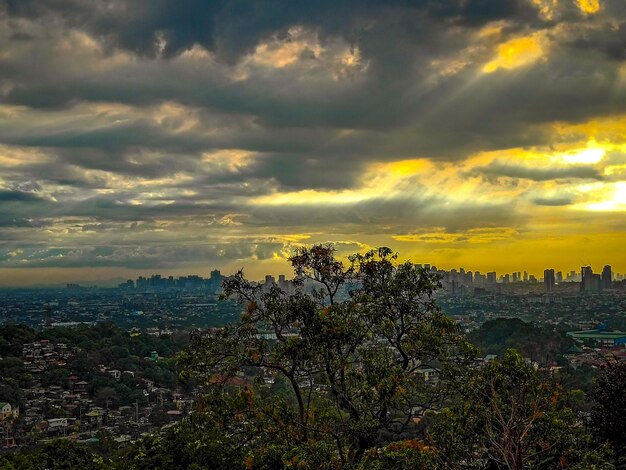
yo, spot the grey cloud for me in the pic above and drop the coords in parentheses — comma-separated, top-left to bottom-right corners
(0, 189, 44, 202)
(240, 195, 519, 234)
(532, 196, 573, 206)
(605, 150, 626, 166)
(0, 0, 538, 60)
(0, 240, 287, 269)
(566, 20, 626, 61)
(0, 0, 624, 274)
(473, 162, 604, 181)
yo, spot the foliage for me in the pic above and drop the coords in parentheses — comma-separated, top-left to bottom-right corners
(179, 245, 474, 467)
(469, 318, 573, 365)
(122, 397, 249, 469)
(590, 360, 626, 467)
(429, 349, 613, 470)
(0, 439, 113, 469)
(357, 440, 436, 470)
(0, 324, 36, 356)
(0, 321, 188, 407)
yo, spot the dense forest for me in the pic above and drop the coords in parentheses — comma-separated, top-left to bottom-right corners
(1, 246, 624, 469)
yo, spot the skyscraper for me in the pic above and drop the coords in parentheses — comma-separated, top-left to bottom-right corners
(581, 266, 602, 293)
(602, 265, 612, 289)
(544, 269, 555, 292)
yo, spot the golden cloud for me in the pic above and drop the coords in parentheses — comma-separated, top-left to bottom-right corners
(483, 33, 547, 73)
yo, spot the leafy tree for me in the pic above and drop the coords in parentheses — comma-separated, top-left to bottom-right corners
(179, 245, 474, 466)
(0, 440, 113, 469)
(0, 324, 36, 357)
(429, 350, 612, 469)
(96, 386, 120, 408)
(590, 360, 626, 467)
(469, 318, 572, 366)
(122, 401, 249, 469)
(357, 439, 435, 470)
(0, 379, 23, 406)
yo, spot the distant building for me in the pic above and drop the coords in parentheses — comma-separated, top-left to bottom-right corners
(0, 403, 18, 421)
(544, 269, 555, 292)
(567, 327, 626, 347)
(602, 265, 612, 290)
(486, 272, 497, 284)
(581, 266, 602, 293)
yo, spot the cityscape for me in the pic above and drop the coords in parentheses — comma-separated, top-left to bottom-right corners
(1, 0, 625, 467)
(105, 262, 623, 294)
(1, 257, 625, 458)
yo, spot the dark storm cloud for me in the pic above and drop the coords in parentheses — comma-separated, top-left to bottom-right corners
(0, 189, 43, 202)
(0, 190, 54, 228)
(0, 0, 624, 273)
(239, 196, 519, 234)
(566, 20, 626, 61)
(0, 0, 538, 59)
(0, 0, 623, 172)
(473, 162, 604, 181)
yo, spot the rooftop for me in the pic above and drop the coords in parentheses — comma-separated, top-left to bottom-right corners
(567, 329, 626, 339)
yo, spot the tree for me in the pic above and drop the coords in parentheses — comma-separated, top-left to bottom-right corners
(179, 245, 474, 467)
(590, 360, 626, 467)
(0, 439, 112, 470)
(429, 349, 612, 470)
(95, 387, 120, 408)
(469, 318, 573, 366)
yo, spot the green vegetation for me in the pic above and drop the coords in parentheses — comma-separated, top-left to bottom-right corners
(178, 245, 474, 467)
(0, 322, 188, 412)
(430, 350, 611, 469)
(469, 317, 573, 364)
(0, 440, 113, 469)
(590, 361, 626, 468)
(2, 246, 625, 469)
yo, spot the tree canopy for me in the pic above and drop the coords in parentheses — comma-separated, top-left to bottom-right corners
(429, 349, 612, 469)
(178, 245, 474, 467)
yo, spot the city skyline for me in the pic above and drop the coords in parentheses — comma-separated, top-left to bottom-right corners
(0, 1, 625, 285)
(4, 259, 623, 288)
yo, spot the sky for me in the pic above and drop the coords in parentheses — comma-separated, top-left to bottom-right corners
(0, 0, 625, 285)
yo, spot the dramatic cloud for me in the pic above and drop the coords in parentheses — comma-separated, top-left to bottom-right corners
(0, 0, 624, 283)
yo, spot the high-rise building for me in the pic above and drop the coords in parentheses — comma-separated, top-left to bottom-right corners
(581, 266, 602, 293)
(487, 272, 496, 284)
(602, 265, 612, 289)
(544, 269, 555, 292)
(556, 271, 563, 283)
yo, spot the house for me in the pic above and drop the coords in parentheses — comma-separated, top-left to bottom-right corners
(0, 403, 19, 421)
(416, 367, 439, 382)
(74, 381, 89, 393)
